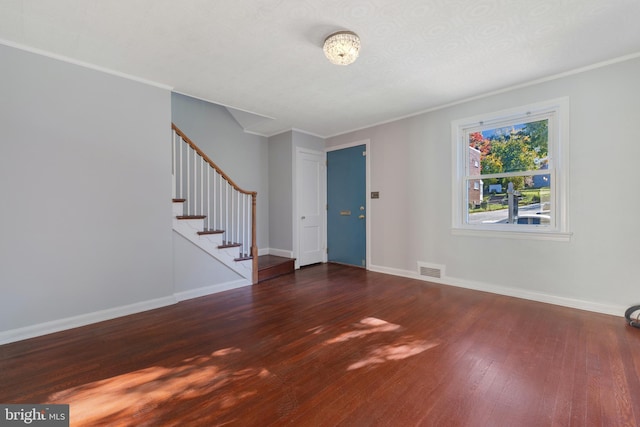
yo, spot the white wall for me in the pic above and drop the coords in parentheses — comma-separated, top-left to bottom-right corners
(0, 44, 174, 341)
(326, 57, 640, 315)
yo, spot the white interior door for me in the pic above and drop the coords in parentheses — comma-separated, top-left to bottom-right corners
(296, 149, 326, 266)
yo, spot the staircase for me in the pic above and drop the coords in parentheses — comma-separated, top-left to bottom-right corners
(172, 124, 258, 284)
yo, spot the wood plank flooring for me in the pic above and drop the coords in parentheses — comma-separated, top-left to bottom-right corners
(1, 263, 640, 426)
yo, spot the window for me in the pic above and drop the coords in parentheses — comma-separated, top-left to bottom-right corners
(451, 98, 570, 240)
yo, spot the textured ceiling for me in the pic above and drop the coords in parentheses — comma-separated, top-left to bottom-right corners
(1, 0, 640, 137)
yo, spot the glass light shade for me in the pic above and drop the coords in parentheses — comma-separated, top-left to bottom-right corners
(323, 31, 360, 66)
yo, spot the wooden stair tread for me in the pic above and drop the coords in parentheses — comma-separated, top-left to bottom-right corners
(219, 243, 242, 249)
(197, 229, 224, 235)
(176, 215, 206, 220)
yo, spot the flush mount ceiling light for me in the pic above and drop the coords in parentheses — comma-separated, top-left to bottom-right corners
(323, 31, 360, 66)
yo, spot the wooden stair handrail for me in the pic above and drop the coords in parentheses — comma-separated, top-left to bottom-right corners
(172, 123, 256, 198)
(172, 123, 258, 284)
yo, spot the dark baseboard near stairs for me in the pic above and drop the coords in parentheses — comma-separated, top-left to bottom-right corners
(258, 255, 296, 283)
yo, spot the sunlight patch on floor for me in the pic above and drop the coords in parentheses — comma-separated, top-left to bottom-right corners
(47, 347, 268, 425)
(348, 338, 440, 370)
(314, 317, 440, 371)
(324, 317, 402, 344)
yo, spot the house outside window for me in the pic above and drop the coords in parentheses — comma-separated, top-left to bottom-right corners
(451, 98, 570, 241)
(468, 146, 483, 208)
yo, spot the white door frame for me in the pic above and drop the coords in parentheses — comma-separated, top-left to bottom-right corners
(293, 147, 327, 269)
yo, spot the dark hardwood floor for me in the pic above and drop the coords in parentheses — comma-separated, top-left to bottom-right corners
(2, 263, 640, 426)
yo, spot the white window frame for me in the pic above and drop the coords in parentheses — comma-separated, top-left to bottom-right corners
(451, 97, 571, 241)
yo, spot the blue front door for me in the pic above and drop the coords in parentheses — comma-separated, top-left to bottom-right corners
(327, 145, 366, 267)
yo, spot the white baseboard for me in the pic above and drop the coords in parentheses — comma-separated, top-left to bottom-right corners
(0, 277, 254, 345)
(5, 262, 621, 346)
(174, 279, 249, 302)
(368, 263, 626, 317)
(265, 248, 294, 258)
(0, 296, 177, 345)
(0, 276, 257, 345)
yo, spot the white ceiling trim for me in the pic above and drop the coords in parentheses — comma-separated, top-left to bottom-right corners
(4, 36, 639, 141)
(0, 39, 173, 91)
(324, 51, 640, 139)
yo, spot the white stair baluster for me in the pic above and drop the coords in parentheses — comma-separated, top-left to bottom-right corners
(197, 156, 206, 222)
(186, 143, 190, 215)
(211, 170, 218, 230)
(207, 165, 211, 231)
(230, 187, 235, 245)
(193, 149, 197, 215)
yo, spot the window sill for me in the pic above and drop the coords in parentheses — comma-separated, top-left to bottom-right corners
(451, 227, 572, 242)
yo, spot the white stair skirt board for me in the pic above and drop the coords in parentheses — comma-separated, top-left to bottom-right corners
(174, 279, 248, 302)
(172, 201, 253, 281)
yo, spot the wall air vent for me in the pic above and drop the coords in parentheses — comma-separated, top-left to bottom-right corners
(417, 261, 445, 279)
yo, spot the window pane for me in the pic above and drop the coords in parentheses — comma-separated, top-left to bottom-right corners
(467, 176, 551, 225)
(469, 119, 548, 175)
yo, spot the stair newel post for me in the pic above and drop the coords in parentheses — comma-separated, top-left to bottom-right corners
(244, 194, 248, 257)
(251, 192, 258, 284)
(178, 134, 183, 200)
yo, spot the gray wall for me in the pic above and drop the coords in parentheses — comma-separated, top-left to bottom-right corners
(171, 93, 269, 251)
(327, 57, 640, 314)
(0, 44, 173, 337)
(293, 131, 326, 152)
(267, 130, 325, 256)
(268, 131, 293, 253)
